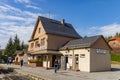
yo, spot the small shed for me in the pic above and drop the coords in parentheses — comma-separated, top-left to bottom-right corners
(60, 35, 111, 72)
(14, 49, 28, 64)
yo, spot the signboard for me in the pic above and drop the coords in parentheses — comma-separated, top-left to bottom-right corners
(96, 49, 109, 54)
(39, 46, 47, 50)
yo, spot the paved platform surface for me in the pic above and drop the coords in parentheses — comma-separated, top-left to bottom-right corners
(1, 64, 120, 80)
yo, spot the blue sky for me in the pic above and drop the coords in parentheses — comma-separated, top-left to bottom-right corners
(0, 0, 120, 48)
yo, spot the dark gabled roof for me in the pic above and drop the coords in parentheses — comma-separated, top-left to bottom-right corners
(60, 35, 103, 50)
(15, 49, 27, 55)
(30, 16, 81, 40)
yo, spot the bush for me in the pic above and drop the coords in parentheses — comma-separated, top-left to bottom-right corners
(14, 62, 20, 65)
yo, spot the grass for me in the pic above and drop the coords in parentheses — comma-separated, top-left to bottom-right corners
(111, 53, 120, 62)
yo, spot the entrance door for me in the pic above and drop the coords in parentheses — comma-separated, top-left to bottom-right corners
(75, 54, 79, 70)
(52, 55, 56, 67)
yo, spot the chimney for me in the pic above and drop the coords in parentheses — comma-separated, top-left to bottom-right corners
(61, 19, 65, 25)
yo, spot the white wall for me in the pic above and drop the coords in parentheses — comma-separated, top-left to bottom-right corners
(60, 48, 91, 72)
(74, 49, 90, 72)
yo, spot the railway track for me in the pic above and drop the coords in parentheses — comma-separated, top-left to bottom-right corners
(0, 66, 32, 80)
(3, 74, 32, 80)
(0, 66, 50, 80)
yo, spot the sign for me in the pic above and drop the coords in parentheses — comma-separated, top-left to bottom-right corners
(39, 46, 47, 50)
(96, 49, 109, 54)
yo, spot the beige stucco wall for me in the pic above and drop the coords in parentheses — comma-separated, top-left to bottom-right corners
(33, 20, 46, 39)
(28, 20, 48, 52)
(15, 53, 28, 63)
(109, 40, 120, 48)
(60, 48, 91, 72)
(43, 61, 50, 68)
(28, 20, 76, 52)
(60, 37, 111, 72)
(15, 54, 21, 62)
(74, 49, 90, 72)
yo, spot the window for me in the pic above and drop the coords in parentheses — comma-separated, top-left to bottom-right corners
(38, 28, 41, 33)
(35, 41, 39, 48)
(31, 43, 34, 48)
(41, 38, 45, 46)
(80, 54, 85, 58)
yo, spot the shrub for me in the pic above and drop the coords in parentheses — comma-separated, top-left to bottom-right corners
(14, 62, 20, 65)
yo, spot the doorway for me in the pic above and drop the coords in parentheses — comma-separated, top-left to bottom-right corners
(52, 55, 56, 67)
(75, 54, 79, 70)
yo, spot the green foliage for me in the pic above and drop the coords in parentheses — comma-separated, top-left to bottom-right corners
(20, 41, 28, 50)
(28, 58, 42, 63)
(105, 36, 112, 42)
(4, 34, 28, 59)
(13, 34, 21, 50)
(4, 37, 14, 58)
(104, 32, 120, 42)
(111, 53, 120, 62)
(0, 51, 3, 59)
(115, 32, 120, 37)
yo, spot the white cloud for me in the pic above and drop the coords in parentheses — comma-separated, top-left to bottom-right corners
(0, 26, 34, 48)
(26, 5, 41, 10)
(98, 23, 120, 36)
(14, 0, 30, 4)
(0, 1, 55, 49)
(80, 23, 120, 37)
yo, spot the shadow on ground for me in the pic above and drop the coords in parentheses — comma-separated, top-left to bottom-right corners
(111, 68, 120, 72)
(0, 67, 14, 74)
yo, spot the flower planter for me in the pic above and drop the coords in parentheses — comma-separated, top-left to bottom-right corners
(36, 62, 42, 66)
(29, 63, 37, 67)
(29, 62, 42, 67)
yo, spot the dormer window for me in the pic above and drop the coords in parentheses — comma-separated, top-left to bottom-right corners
(38, 28, 41, 33)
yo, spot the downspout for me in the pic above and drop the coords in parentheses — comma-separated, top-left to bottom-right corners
(72, 49, 75, 70)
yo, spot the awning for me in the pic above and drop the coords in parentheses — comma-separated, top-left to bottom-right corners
(30, 50, 62, 55)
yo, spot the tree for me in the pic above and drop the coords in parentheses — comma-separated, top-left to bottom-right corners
(4, 35, 28, 59)
(105, 36, 112, 42)
(4, 37, 14, 58)
(13, 34, 21, 50)
(115, 32, 119, 37)
(0, 51, 3, 59)
(21, 41, 24, 50)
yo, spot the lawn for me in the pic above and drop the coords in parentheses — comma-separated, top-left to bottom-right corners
(111, 53, 120, 62)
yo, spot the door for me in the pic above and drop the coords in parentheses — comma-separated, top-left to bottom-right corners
(75, 54, 79, 70)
